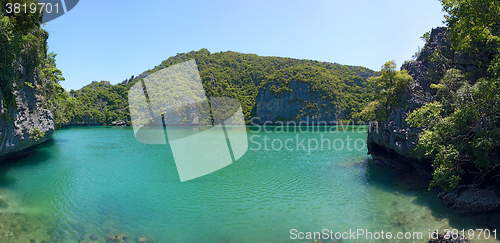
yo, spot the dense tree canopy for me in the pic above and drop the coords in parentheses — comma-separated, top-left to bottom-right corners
(407, 68, 499, 191)
(66, 49, 376, 125)
(440, 0, 500, 78)
(361, 0, 500, 192)
(354, 61, 412, 121)
(402, 0, 500, 191)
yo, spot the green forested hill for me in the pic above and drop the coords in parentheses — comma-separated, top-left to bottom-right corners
(62, 49, 376, 125)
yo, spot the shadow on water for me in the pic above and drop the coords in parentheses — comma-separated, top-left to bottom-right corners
(362, 157, 500, 240)
(0, 138, 58, 187)
(48, 138, 69, 143)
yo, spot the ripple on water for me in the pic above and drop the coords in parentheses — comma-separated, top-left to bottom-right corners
(0, 127, 498, 242)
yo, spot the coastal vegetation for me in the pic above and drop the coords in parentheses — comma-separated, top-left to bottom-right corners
(354, 60, 412, 121)
(2, 2, 378, 128)
(1, 2, 500, 242)
(408, 0, 499, 192)
(0, 0, 65, 120)
(365, 0, 500, 192)
(3, 0, 499, 215)
(64, 50, 376, 125)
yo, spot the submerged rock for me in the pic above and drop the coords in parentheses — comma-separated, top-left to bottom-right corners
(107, 233, 128, 242)
(111, 120, 126, 126)
(137, 235, 149, 243)
(0, 198, 9, 208)
(367, 28, 480, 160)
(391, 211, 414, 228)
(313, 238, 342, 243)
(438, 186, 500, 215)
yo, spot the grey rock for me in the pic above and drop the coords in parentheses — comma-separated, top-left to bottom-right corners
(366, 27, 496, 213)
(0, 87, 55, 162)
(0, 198, 8, 208)
(438, 186, 500, 215)
(255, 80, 345, 125)
(111, 120, 126, 126)
(0, 33, 56, 162)
(367, 27, 489, 170)
(66, 116, 103, 126)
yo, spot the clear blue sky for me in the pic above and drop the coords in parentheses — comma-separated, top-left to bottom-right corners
(44, 0, 446, 91)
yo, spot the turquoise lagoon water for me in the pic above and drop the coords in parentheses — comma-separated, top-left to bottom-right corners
(0, 126, 498, 242)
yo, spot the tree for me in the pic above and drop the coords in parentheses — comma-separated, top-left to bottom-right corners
(407, 69, 500, 191)
(366, 61, 413, 120)
(440, 0, 500, 78)
(402, 1, 500, 191)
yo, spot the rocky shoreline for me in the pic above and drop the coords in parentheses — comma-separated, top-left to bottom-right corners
(366, 27, 500, 216)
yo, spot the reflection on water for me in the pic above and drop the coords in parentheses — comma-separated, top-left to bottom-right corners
(0, 126, 497, 242)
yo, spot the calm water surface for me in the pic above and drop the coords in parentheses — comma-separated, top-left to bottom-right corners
(0, 126, 498, 242)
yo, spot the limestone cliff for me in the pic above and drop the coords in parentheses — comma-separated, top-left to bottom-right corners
(0, 14, 57, 162)
(368, 27, 490, 169)
(367, 27, 499, 214)
(254, 66, 376, 125)
(0, 86, 55, 162)
(255, 81, 344, 124)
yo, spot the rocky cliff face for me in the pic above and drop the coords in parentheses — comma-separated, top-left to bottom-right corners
(254, 81, 345, 124)
(368, 27, 490, 172)
(0, 81, 55, 162)
(0, 12, 59, 162)
(367, 27, 499, 214)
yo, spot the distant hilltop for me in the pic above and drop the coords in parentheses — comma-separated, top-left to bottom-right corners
(66, 49, 377, 126)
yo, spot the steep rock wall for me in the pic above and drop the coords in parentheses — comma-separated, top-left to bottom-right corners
(0, 88, 55, 162)
(254, 80, 345, 124)
(368, 27, 489, 170)
(366, 27, 499, 214)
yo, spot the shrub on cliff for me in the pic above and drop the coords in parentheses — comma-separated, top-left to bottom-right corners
(407, 69, 500, 191)
(440, 0, 500, 78)
(0, 0, 67, 124)
(354, 61, 412, 121)
(404, 0, 500, 192)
